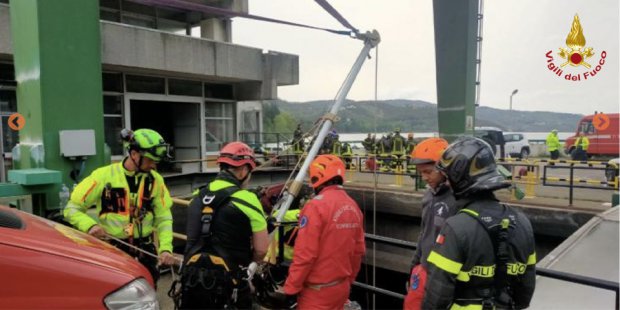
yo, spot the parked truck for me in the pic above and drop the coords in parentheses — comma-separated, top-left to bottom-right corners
(564, 113, 619, 157)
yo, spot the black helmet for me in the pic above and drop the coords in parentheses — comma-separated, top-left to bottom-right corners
(436, 136, 509, 199)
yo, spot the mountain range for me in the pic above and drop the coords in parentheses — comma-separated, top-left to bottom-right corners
(266, 99, 583, 133)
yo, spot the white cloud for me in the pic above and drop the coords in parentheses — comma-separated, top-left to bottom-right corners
(234, 0, 618, 115)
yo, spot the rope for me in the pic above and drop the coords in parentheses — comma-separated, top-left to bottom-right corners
(371, 44, 379, 310)
(104, 234, 183, 265)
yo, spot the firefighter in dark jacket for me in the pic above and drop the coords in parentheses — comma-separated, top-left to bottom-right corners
(180, 141, 268, 309)
(423, 136, 536, 310)
(404, 138, 456, 310)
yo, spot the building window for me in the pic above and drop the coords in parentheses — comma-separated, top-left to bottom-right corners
(205, 102, 234, 152)
(0, 91, 18, 154)
(103, 95, 124, 155)
(0, 63, 16, 87)
(126, 75, 165, 94)
(205, 83, 234, 99)
(102, 72, 123, 93)
(241, 110, 260, 144)
(169, 79, 202, 97)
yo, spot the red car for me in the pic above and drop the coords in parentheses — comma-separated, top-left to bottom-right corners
(0, 205, 158, 309)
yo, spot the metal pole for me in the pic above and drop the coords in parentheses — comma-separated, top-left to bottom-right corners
(569, 163, 574, 206)
(272, 30, 380, 223)
(0, 118, 5, 183)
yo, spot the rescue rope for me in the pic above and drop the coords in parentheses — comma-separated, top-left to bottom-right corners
(371, 43, 379, 310)
(104, 234, 183, 266)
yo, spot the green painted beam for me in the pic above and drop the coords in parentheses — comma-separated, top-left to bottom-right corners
(9, 0, 105, 213)
(8, 169, 62, 186)
(0, 183, 30, 197)
(433, 0, 478, 142)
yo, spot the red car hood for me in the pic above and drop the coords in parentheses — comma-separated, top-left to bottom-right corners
(0, 205, 151, 278)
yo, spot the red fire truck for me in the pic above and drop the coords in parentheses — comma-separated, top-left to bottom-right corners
(565, 113, 619, 157)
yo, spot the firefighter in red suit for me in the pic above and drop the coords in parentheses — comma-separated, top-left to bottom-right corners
(283, 154, 365, 309)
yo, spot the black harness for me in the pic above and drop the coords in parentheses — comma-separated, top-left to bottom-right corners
(173, 182, 261, 310)
(100, 173, 155, 244)
(459, 204, 518, 310)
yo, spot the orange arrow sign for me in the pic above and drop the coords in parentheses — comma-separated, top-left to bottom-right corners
(592, 113, 610, 131)
(8, 113, 25, 131)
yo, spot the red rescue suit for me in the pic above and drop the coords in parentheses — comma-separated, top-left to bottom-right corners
(284, 185, 365, 309)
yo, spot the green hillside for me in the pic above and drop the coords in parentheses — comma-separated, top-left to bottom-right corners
(264, 99, 583, 133)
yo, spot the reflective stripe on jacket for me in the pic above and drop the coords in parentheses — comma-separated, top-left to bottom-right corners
(63, 160, 174, 253)
(392, 135, 406, 156)
(422, 194, 536, 309)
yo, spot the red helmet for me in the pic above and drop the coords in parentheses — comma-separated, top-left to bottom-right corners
(411, 137, 449, 165)
(217, 141, 256, 170)
(309, 155, 345, 189)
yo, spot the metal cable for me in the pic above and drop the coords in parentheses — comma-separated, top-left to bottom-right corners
(314, 0, 359, 34)
(130, 0, 354, 36)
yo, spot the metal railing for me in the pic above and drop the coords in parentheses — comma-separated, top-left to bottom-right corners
(357, 233, 620, 309)
(239, 131, 293, 155)
(542, 163, 617, 205)
(170, 196, 618, 308)
(496, 158, 618, 205)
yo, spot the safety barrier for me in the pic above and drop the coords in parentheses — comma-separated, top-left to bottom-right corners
(169, 197, 619, 309)
(496, 158, 619, 205)
(277, 154, 425, 189)
(359, 233, 619, 309)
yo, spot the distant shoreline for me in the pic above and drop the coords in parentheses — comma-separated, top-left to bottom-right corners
(337, 132, 573, 142)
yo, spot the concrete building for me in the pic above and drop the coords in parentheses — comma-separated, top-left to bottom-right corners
(0, 0, 298, 174)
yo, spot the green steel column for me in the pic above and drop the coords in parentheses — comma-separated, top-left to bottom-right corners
(9, 0, 105, 213)
(433, 0, 478, 141)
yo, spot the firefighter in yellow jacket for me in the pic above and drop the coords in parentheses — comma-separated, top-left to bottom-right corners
(64, 128, 176, 283)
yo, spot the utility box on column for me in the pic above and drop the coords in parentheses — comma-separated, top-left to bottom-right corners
(59, 130, 96, 158)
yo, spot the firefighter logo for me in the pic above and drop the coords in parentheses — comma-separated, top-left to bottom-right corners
(545, 14, 607, 81)
(558, 14, 594, 68)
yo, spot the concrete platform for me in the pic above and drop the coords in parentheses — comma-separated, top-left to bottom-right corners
(531, 207, 619, 309)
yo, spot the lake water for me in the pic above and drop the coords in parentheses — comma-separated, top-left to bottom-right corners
(339, 132, 574, 142)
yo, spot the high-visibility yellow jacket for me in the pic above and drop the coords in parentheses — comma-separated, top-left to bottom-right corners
(574, 136, 590, 151)
(545, 133, 561, 152)
(331, 140, 342, 156)
(392, 134, 406, 156)
(63, 160, 173, 254)
(267, 208, 300, 262)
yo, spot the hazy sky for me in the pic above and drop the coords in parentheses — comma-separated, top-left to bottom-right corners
(233, 0, 619, 115)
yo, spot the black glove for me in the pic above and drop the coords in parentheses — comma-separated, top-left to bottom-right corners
(266, 216, 277, 234)
(285, 294, 297, 309)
